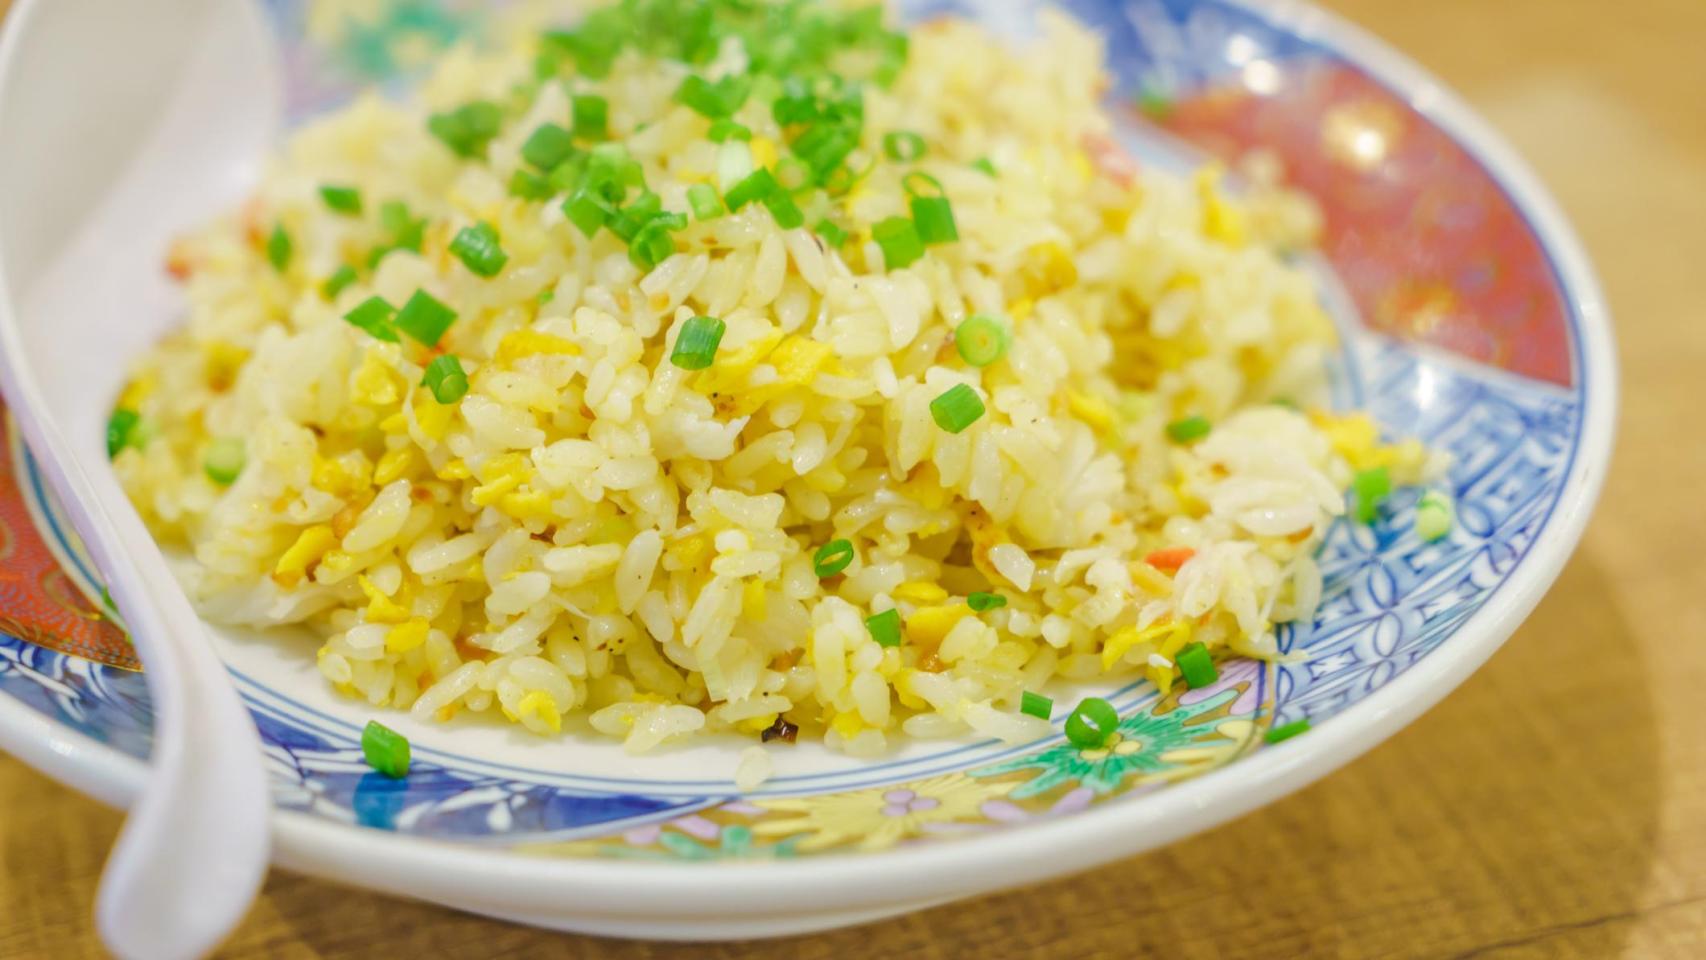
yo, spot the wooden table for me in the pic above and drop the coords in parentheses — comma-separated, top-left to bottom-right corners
(4, 0, 1704, 956)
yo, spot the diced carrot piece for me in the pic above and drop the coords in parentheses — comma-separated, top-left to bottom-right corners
(1144, 546, 1196, 573)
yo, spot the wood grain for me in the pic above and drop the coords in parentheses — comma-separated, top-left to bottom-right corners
(4, 0, 1705, 956)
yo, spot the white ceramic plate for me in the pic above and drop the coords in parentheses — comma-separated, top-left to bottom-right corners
(0, 0, 1613, 940)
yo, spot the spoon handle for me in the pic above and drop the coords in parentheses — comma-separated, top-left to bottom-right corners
(4, 410, 271, 960)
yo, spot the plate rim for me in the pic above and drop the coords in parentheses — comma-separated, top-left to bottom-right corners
(0, 0, 1616, 922)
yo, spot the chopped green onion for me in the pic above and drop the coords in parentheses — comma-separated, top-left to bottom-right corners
(670, 315, 726, 370)
(266, 224, 292, 273)
(394, 290, 457, 347)
(1353, 466, 1392, 524)
(954, 315, 1010, 367)
(106, 409, 139, 459)
(1166, 415, 1211, 443)
(971, 156, 997, 177)
(676, 74, 750, 119)
(902, 172, 943, 198)
(1176, 641, 1217, 689)
(1265, 717, 1310, 744)
(319, 185, 363, 215)
(321, 265, 359, 300)
(421, 354, 470, 404)
(1019, 690, 1052, 719)
(361, 719, 411, 779)
(538, 288, 556, 305)
(813, 539, 854, 578)
(865, 608, 902, 648)
(572, 94, 609, 139)
(520, 122, 576, 171)
(508, 168, 553, 201)
(725, 167, 780, 210)
(763, 190, 805, 229)
(607, 193, 663, 243)
(628, 221, 678, 270)
(428, 101, 504, 159)
(814, 218, 848, 248)
(967, 591, 1007, 612)
(380, 200, 425, 249)
(911, 196, 957, 245)
(882, 130, 926, 162)
(1416, 490, 1455, 542)
(792, 122, 857, 181)
(203, 438, 246, 485)
(564, 186, 616, 238)
(872, 215, 924, 270)
(687, 183, 726, 221)
(368, 201, 426, 267)
(448, 222, 509, 278)
(929, 383, 985, 434)
(1064, 697, 1119, 749)
(343, 296, 399, 342)
(708, 119, 752, 142)
(774, 156, 813, 191)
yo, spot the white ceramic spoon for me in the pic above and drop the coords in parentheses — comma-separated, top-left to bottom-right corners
(0, 1, 281, 956)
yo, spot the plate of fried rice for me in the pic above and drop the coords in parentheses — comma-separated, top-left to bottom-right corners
(0, 0, 1612, 939)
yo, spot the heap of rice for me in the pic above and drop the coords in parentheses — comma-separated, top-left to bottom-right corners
(112, 0, 1429, 756)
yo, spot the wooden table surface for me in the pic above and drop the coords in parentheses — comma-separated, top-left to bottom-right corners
(4, 0, 1704, 957)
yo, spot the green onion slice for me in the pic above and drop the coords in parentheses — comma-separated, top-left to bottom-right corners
(725, 167, 780, 210)
(688, 183, 727, 221)
(344, 296, 399, 342)
(203, 438, 246, 485)
(865, 608, 902, 648)
(708, 119, 752, 142)
(814, 218, 848, 248)
(1019, 690, 1052, 719)
(448, 222, 508, 278)
(813, 539, 854, 577)
(508, 169, 553, 201)
(422, 354, 470, 404)
(1064, 697, 1119, 749)
(319, 185, 363, 215)
(266, 224, 292, 273)
(394, 290, 457, 347)
(427, 101, 503, 159)
(106, 409, 140, 459)
(670, 315, 726, 370)
(1166, 415, 1211, 444)
(1352, 466, 1392, 524)
(361, 719, 411, 778)
(521, 122, 576, 171)
(882, 130, 926, 162)
(1176, 641, 1217, 689)
(322, 265, 359, 300)
(763, 190, 805, 229)
(902, 171, 944, 198)
(572, 94, 609, 139)
(1416, 490, 1455, 542)
(967, 591, 1006, 612)
(911, 195, 957, 245)
(954, 315, 1010, 367)
(872, 215, 924, 270)
(929, 383, 985, 434)
(564, 186, 616, 238)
